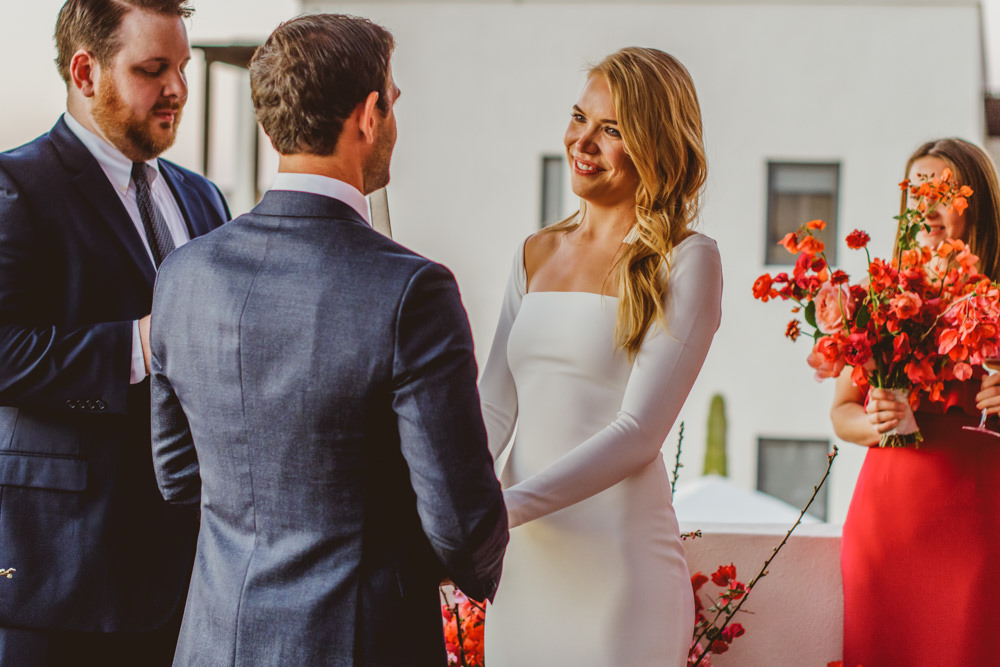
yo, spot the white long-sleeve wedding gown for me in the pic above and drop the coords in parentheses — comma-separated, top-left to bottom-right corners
(478, 232, 723, 667)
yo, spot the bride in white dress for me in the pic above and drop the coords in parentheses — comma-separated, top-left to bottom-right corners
(478, 48, 723, 666)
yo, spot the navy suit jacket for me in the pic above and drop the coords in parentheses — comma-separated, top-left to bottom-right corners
(0, 117, 229, 632)
(150, 191, 507, 666)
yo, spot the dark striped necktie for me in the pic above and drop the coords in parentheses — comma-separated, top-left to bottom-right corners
(131, 161, 176, 268)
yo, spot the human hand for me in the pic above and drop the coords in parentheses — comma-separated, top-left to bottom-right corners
(138, 315, 151, 375)
(865, 387, 908, 435)
(976, 371, 1000, 416)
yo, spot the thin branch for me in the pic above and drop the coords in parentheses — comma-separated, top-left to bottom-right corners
(691, 445, 839, 666)
(671, 422, 685, 494)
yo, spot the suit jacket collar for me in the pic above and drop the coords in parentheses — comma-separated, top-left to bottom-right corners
(49, 117, 158, 287)
(252, 190, 371, 228)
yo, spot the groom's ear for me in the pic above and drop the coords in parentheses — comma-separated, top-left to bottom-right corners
(357, 90, 381, 145)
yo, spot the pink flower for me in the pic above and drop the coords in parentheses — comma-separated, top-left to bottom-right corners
(807, 336, 845, 381)
(890, 291, 923, 320)
(814, 283, 855, 334)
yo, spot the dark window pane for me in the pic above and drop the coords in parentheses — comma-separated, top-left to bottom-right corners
(757, 437, 829, 521)
(765, 162, 840, 265)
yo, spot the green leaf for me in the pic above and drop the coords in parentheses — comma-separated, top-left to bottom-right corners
(804, 300, 817, 328)
(855, 305, 870, 330)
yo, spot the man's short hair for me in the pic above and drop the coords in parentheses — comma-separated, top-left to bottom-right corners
(55, 0, 194, 84)
(249, 14, 395, 156)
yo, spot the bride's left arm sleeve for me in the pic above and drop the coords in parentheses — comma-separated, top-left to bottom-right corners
(502, 238, 723, 528)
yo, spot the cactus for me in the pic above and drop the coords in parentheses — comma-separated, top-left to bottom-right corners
(703, 393, 727, 476)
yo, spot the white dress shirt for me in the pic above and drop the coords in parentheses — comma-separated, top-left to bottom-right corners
(63, 112, 192, 384)
(269, 172, 372, 225)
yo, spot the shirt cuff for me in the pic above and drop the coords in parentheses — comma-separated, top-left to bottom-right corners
(130, 320, 146, 384)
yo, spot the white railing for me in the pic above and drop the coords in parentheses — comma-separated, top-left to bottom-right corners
(681, 522, 843, 666)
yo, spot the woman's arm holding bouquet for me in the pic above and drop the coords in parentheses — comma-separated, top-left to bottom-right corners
(831, 370, 908, 447)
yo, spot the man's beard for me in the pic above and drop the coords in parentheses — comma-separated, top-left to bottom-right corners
(92, 76, 182, 161)
(361, 112, 395, 194)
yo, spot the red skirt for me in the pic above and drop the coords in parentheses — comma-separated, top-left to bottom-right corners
(841, 408, 1000, 666)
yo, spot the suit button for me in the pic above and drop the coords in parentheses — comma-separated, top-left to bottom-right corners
(85, 400, 94, 410)
(67, 400, 77, 409)
(96, 400, 106, 410)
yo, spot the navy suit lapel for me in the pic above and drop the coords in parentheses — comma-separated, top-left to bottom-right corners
(159, 161, 215, 239)
(49, 118, 157, 288)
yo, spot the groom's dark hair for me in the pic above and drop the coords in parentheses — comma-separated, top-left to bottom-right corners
(250, 14, 395, 156)
(55, 0, 194, 84)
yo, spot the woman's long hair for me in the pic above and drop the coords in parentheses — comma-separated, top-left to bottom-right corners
(548, 47, 707, 358)
(900, 138, 1000, 281)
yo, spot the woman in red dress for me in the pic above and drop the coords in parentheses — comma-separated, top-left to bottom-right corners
(832, 138, 1000, 667)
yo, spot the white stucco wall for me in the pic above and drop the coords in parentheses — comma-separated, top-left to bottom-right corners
(302, 0, 985, 522)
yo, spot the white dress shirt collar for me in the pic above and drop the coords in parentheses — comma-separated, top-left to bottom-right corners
(62, 112, 161, 193)
(269, 172, 371, 225)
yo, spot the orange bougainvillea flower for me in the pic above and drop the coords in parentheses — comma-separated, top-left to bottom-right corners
(779, 232, 800, 254)
(898, 179, 910, 191)
(953, 196, 969, 215)
(806, 219, 826, 230)
(798, 235, 825, 256)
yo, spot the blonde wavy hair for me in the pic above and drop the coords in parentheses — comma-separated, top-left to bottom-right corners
(547, 47, 707, 358)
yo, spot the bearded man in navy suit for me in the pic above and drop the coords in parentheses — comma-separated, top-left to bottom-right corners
(0, 1, 229, 664)
(150, 13, 507, 666)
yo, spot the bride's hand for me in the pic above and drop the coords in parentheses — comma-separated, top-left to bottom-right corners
(865, 387, 907, 434)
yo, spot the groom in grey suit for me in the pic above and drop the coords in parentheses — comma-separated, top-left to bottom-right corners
(149, 14, 507, 666)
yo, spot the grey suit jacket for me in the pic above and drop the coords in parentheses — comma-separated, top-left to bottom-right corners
(150, 190, 507, 666)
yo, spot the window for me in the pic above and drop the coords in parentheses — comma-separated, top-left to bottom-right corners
(540, 155, 566, 228)
(756, 437, 829, 521)
(765, 162, 840, 265)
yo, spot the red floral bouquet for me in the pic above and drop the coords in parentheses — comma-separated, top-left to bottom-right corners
(440, 585, 485, 667)
(753, 170, 1000, 446)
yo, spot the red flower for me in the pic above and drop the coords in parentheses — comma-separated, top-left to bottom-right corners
(785, 320, 801, 342)
(753, 273, 776, 301)
(727, 581, 747, 600)
(711, 564, 736, 587)
(845, 229, 870, 249)
(721, 623, 746, 642)
(710, 640, 730, 654)
(842, 332, 872, 366)
(691, 572, 709, 593)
